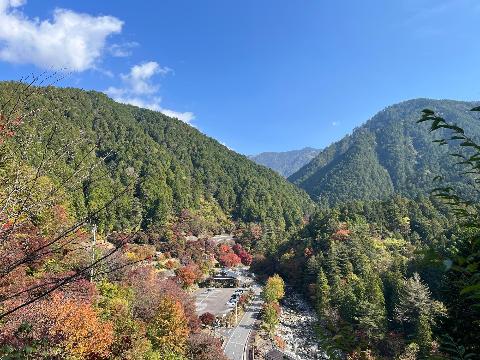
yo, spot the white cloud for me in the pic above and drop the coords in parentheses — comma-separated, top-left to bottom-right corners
(220, 141, 234, 151)
(0, 0, 122, 71)
(332, 121, 339, 127)
(105, 61, 195, 125)
(113, 96, 162, 111)
(159, 108, 195, 124)
(120, 61, 171, 95)
(104, 86, 126, 98)
(109, 41, 138, 57)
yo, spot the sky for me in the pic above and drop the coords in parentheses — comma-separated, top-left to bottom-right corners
(0, 0, 479, 154)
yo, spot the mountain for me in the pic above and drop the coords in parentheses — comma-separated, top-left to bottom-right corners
(288, 98, 480, 205)
(0, 82, 314, 234)
(249, 147, 321, 177)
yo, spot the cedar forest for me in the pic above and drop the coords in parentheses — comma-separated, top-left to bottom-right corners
(0, 78, 479, 360)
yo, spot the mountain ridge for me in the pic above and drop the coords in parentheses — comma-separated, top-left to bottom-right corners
(249, 147, 321, 177)
(288, 98, 480, 205)
(0, 81, 314, 235)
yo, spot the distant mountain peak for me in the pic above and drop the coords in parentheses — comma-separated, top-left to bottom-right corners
(249, 147, 321, 177)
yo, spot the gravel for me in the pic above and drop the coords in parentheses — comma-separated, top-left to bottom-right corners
(278, 291, 329, 359)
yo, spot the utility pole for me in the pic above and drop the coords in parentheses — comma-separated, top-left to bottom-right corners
(90, 224, 97, 282)
(235, 301, 238, 324)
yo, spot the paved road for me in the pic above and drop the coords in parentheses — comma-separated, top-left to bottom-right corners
(223, 286, 263, 360)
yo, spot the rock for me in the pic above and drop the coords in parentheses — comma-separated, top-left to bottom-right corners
(276, 291, 329, 359)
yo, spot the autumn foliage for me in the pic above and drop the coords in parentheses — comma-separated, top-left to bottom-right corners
(0, 80, 250, 359)
(233, 243, 253, 265)
(47, 295, 114, 358)
(176, 263, 202, 288)
(199, 312, 216, 326)
(1, 293, 114, 358)
(0, 85, 229, 358)
(187, 333, 228, 360)
(219, 252, 241, 268)
(147, 296, 190, 355)
(217, 243, 252, 267)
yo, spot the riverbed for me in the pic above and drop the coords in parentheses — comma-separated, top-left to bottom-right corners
(277, 290, 328, 359)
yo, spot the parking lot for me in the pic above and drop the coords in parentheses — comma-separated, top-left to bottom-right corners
(194, 287, 239, 316)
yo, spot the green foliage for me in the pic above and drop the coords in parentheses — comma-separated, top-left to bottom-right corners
(96, 280, 153, 359)
(438, 335, 477, 360)
(262, 302, 280, 335)
(415, 106, 480, 357)
(415, 315, 432, 358)
(0, 81, 314, 240)
(394, 273, 445, 328)
(397, 343, 420, 360)
(315, 269, 330, 315)
(262, 195, 459, 357)
(146, 349, 187, 360)
(289, 99, 480, 205)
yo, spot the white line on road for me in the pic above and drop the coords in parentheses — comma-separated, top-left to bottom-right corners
(222, 310, 248, 350)
(196, 290, 214, 307)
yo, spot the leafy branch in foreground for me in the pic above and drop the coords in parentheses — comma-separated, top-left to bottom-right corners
(417, 106, 480, 356)
(0, 76, 144, 320)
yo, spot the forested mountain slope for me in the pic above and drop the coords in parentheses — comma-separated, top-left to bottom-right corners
(288, 99, 480, 205)
(249, 147, 320, 177)
(0, 82, 313, 234)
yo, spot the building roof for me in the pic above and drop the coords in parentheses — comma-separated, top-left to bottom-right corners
(211, 276, 237, 281)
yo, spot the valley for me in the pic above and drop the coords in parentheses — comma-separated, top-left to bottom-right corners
(1, 82, 479, 360)
(0, 1, 479, 359)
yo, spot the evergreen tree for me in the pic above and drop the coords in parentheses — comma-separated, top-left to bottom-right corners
(315, 268, 330, 316)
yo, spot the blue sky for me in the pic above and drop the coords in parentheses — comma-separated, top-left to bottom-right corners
(0, 0, 479, 154)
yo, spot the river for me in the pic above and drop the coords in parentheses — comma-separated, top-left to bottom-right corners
(277, 290, 328, 359)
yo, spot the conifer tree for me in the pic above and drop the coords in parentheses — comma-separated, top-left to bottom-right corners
(315, 268, 331, 316)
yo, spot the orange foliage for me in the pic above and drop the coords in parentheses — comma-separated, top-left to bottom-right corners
(0, 114, 22, 141)
(1, 293, 113, 359)
(274, 335, 286, 349)
(176, 263, 202, 288)
(219, 244, 231, 254)
(164, 259, 177, 270)
(125, 244, 156, 262)
(336, 229, 351, 237)
(332, 224, 351, 240)
(47, 294, 114, 358)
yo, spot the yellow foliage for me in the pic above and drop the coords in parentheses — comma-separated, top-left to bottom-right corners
(263, 274, 285, 303)
(147, 296, 190, 355)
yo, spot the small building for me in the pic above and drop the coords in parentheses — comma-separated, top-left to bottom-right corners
(203, 275, 239, 288)
(209, 234, 235, 245)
